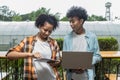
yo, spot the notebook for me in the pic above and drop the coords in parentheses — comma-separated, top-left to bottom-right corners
(62, 51, 93, 69)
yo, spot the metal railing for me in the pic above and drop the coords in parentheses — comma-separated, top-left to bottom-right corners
(1, 51, 120, 80)
(0, 57, 24, 80)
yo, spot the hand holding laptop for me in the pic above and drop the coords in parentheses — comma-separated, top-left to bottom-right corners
(70, 69, 85, 74)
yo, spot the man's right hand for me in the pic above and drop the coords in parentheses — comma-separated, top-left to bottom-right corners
(70, 69, 85, 74)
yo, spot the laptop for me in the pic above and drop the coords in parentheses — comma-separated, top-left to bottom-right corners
(62, 51, 93, 69)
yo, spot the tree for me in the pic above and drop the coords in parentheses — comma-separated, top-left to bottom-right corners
(54, 12, 61, 20)
(0, 5, 60, 21)
(21, 7, 60, 21)
(0, 5, 9, 20)
(60, 14, 107, 21)
(12, 14, 22, 21)
(88, 15, 107, 21)
(0, 5, 17, 21)
(60, 16, 68, 21)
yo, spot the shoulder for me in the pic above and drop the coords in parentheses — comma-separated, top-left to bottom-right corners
(85, 30, 97, 38)
(64, 31, 73, 40)
(48, 37, 59, 50)
(26, 36, 35, 39)
(22, 36, 36, 43)
(48, 37, 58, 45)
(48, 37, 56, 42)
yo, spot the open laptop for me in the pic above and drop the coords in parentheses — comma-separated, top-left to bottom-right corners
(62, 51, 93, 69)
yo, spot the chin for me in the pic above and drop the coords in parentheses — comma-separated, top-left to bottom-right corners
(44, 37, 48, 39)
(73, 29, 77, 32)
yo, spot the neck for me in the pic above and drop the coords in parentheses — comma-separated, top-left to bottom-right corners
(76, 28, 85, 35)
(38, 34, 48, 42)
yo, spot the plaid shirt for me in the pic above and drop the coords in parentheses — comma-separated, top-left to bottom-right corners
(7, 35, 61, 80)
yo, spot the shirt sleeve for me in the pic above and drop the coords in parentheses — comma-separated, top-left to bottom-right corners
(6, 38, 26, 56)
(92, 36, 102, 65)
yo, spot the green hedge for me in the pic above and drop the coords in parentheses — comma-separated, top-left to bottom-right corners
(98, 37, 119, 51)
(55, 38, 64, 50)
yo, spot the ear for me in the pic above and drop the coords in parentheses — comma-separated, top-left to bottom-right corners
(80, 19, 84, 24)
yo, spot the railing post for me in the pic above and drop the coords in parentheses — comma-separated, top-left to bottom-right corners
(15, 60, 18, 80)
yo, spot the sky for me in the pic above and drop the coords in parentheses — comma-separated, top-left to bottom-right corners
(0, 0, 119, 19)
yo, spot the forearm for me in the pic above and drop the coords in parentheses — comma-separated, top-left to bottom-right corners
(6, 51, 33, 59)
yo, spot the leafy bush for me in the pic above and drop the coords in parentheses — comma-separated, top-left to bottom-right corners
(55, 38, 63, 50)
(98, 37, 119, 51)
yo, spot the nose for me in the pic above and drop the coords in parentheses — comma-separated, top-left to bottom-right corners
(45, 31, 50, 36)
(70, 22, 73, 26)
(70, 22, 74, 28)
(45, 31, 49, 35)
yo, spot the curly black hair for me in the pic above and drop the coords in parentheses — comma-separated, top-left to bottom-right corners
(35, 14, 58, 31)
(66, 6, 88, 21)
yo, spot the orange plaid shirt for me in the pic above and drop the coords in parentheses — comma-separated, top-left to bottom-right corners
(7, 35, 61, 80)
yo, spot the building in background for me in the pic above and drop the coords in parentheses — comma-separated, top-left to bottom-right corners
(105, 2, 112, 21)
(0, 21, 120, 51)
